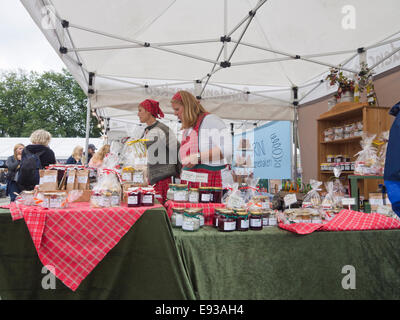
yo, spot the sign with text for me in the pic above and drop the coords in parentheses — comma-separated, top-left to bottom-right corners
(233, 121, 292, 179)
(181, 170, 209, 184)
(342, 198, 356, 206)
(284, 193, 298, 207)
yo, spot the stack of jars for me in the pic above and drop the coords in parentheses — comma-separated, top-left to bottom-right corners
(171, 207, 204, 232)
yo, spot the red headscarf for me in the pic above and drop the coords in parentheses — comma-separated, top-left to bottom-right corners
(171, 91, 182, 102)
(139, 99, 164, 119)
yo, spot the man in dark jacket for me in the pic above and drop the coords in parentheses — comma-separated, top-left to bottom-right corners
(384, 102, 400, 217)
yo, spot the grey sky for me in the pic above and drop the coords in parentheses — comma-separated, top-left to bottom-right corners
(0, 0, 64, 72)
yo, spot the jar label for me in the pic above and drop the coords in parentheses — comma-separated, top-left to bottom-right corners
(111, 196, 120, 206)
(142, 195, 153, 204)
(122, 172, 132, 181)
(224, 221, 236, 231)
(128, 196, 138, 205)
(77, 176, 88, 184)
(201, 193, 211, 202)
(174, 191, 187, 202)
(175, 214, 183, 226)
(67, 175, 75, 184)
(182, 220, 195, 231)
(189, 193, 199, 203)
(41, 199, 49, 208)
(133, 173, 144, 183)
(262, 202, 270, 209)
(269, 218, 277, 226)
(240, 219, 249, 229)
(262, 217, 269, 226)
(199, 215, 204, 226)
(312, 219, 322, 224)
(49, 198, 62, 208)
(250, 218, 262, 227)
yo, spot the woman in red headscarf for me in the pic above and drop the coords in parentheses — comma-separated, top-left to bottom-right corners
(138, 99, 180, 204)
(170, 91, 232, 188)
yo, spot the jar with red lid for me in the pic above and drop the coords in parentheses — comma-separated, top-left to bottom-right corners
(236, 210, 249, 231)
(217, 210, 236, 232)
(249, 211, 263, 231)
(141, 187, 155, 206)
(127, 188, 141, 207)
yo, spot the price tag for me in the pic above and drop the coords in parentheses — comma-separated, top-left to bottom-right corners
(284, 194, 297, 207)
(342, 198, 356, 206)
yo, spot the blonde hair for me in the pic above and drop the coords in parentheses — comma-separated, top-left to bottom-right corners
(92, 144, 110, 162)
(30, 129, 52, 146)
(171, 90, 208, 129)
(72, 146, 84, 162)
(13, 143, 24, 160)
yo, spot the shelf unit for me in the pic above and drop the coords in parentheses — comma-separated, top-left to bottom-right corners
(317, 102, 393, 200)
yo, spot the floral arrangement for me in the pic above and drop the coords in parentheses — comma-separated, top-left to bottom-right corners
(326, 67, 355, 99)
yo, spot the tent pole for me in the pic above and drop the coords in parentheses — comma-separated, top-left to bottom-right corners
(292, 87, 299, 180)
(84, 98, 91, 165)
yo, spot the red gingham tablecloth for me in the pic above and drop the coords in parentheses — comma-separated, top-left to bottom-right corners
(164, 200, 226, 226)
(279, 209, 400, 235)
(5, 202, 162, 291)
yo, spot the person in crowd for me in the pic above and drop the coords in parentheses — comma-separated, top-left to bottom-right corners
(137, 99, 180, 203)
(24, 129, 57, 168)
(170, 90, 232, 188)
(66, 146, 85, 165)
(6, 143, 24, 201)
(88, 144, 110, 168)
(87, 144, 97, 163)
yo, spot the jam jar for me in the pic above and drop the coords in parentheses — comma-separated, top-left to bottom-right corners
(167, 184, 176, 201)
(262, 210, 271, 227)
(127, 188, 141, 207)
(236, 210, 249, 231)
(188, 188, 199, 203)
(218, 210, 236, 232)
(141, 187, 155, 206)
(91, 191, 102, 208)
(249, 211, 263, 231)
(182, 211, 201, 232)
(171, 207, 185, 228)
(213, 208, 223, 228)
(174, 184, 188, 202)
(213, 187, 223, 203)
(268, 211, 278, 226)
(110, 191, 121, 207)
(199, 187, 212, 203)
(185, 208, 204, 227)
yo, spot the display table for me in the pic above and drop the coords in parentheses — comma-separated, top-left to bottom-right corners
(164, 200, 226, 226)
(173, 226, 400, 300)
(349, 175, 384, 211)
(0, 206, 195, 299)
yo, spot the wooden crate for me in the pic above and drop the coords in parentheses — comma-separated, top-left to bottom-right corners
(317, 102, 393, 200)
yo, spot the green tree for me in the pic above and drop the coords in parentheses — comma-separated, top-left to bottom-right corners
(0, 69, 101, 137)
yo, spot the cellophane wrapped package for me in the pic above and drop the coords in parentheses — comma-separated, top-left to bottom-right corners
(354, 134, 380, 175)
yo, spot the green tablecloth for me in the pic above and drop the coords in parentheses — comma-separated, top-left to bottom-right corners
(173, 226, 400, 300)
(0, 207, 195, 300)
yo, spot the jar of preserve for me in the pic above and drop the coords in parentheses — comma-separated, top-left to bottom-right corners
(127, 188, 141, 207)
(185, 208, 204, 227)
(268, 211, 278, 226)
(213, 208, 223, 228)
(182, 211, 200, 232)
(167, 184, 176, 201)
(171, 207, 185, 228)
(174, 184, 188, 202)
(102, 191, 112, 208)
(110, 191, 121, 207)
(188, 188, 199, 203)
(218, 210, 236, 232)
(236, 210, 249, 231)
(249, 211, 263, 231)
(262, 210, 271, 227)
(213, 187, 223, 203)
(199, 187, 212, 203)
(90, 191, 102, 208)
(141, 187, 155, 206)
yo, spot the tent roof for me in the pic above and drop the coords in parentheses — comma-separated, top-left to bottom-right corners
(20, 0, 400, 123)
(0, 138, 103, 161)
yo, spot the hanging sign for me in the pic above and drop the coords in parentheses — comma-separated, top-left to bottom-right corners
(181, 170, 209, 184)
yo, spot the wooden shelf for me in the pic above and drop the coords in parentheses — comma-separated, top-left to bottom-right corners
(317, 102, 393, 200)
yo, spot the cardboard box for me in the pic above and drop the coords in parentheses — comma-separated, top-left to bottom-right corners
(369, 193, 391, 212)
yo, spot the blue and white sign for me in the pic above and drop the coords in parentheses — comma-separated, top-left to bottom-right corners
(234, 121, 292, 179)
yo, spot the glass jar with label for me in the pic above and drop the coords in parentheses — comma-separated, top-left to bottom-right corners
(185, 208, 204, 227)
(127, 188, 141, 207)
(249, 211, 263, 231)
(42, 192, 67, 209)
(188, 188, 199, 203)
(101, 191, 112, 207)
(236, 210, 249, 231)
(218, 210, 236, 232)
(174, 184, 188, 202)
(213, 187, 223, 203)
(141, 187, 155, 206)
(167, 184, 176, 201)
(90, 191, 102, 208)
(262, 210, 271, 227)
(213, 208, 223, 228)
(268, 211, 278, 226)
(110, 191, 121, 207)
(199, 187, 212, 203)
(182, 211, 201, 232)
(171, 207, 185, 228)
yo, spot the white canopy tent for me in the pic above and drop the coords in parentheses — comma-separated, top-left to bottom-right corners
(20, 0, 400, 176)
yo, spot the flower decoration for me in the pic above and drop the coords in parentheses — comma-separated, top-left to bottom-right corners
(326, 67, 355, 99)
